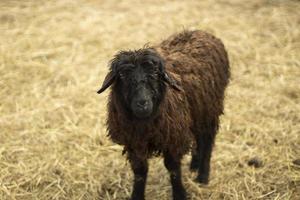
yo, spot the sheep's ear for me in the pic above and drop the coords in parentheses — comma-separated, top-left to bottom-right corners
(97, 71, 116, 94)
(162, 72, 183, 92)
(158, 58, 182, 91)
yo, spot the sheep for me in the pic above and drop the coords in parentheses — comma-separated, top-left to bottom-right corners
(97, 30, 230, 200)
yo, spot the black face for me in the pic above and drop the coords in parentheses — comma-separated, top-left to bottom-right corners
(116, 50, 163, 119)
(97, 48, 182, 120)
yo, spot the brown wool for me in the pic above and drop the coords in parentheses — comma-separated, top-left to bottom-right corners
(106, 30, 230, 161)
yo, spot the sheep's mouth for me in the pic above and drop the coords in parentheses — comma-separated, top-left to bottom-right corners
(131, 104, 153, 119)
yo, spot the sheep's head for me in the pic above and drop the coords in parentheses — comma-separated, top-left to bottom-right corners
(97, 48, 181, 119)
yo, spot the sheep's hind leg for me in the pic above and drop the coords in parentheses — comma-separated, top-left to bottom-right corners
(195, 133, 215, 184)
(190, 137, 203, 171)
(164, 151, 187, 200)
(195, 120, 218, 185)
(128, 152, 148, 200)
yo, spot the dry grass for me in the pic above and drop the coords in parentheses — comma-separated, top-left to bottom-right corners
(0, 0, 299, 199)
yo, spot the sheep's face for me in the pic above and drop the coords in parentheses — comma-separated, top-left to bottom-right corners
(97, 48, 181, 120)
(118, 59, 159, 119)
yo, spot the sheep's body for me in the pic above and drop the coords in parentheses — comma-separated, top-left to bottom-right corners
(107, 30, 229, 159)
(102, 30, 230, 200)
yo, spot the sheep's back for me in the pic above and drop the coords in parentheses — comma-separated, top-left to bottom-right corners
(157, 30, 230, 123)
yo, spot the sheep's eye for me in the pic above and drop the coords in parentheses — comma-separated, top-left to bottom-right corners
(121, 63, 135, 69)
(142, 61, 158, 73)
(147, 74, 158, 80)
(119, 72, 126, 79)
(142, 61, 154, 67)
(119, 64, 135, 78)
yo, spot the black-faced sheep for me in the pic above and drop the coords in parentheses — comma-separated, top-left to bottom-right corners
(97, 30, 230, 200)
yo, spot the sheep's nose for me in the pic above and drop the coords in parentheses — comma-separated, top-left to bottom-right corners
(136, 100, 148, 108)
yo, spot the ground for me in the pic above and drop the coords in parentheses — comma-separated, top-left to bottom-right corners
(0, 0, 299, 199)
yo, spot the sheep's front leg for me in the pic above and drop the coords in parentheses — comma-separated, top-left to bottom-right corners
(164, 151, 187, 200)
(128, 152, 148, 200)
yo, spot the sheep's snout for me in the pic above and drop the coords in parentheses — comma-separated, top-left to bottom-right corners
(130, 86, 154, 119)
(136, 99, 149, 108)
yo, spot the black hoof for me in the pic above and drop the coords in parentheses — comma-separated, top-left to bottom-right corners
(195, 174, 209, 185)
(189, 164, 199, 172)
(130, 197, 145, 200)
(130, 194, 145, 200)
(173, 191, 187, 200)
(190, 158, 200, 172)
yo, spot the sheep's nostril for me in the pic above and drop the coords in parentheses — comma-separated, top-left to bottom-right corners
(137, 100, 148, 107)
